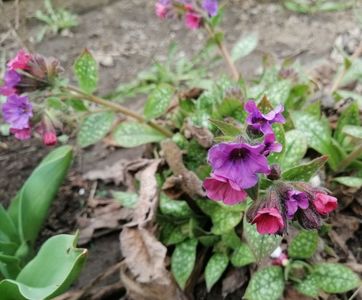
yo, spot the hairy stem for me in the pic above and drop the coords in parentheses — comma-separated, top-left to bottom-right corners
(64, 85, 173, 138)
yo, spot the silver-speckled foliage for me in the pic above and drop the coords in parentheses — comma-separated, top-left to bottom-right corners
(205, 252, 229, 291)
(288, 230, 318, 259)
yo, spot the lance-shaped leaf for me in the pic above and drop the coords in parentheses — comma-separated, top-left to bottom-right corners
(0, 234, 87, 300)
(245, 266, 285, 300)
(231, 33, 258, 62)
(268, 123, 285, 164)
(230, 242, 255, 267)
(282, 156, 328, 181)
(265, 80, 292, 106)
(8, 146, 73, 246)
(333, 176, 362, 189)
(144, 84, 174, 120)
(205, 252, 229, 291)
(282, 129, 308, 169)
(334, 102, 360, 144)
(209, 118, 241, 137)
(295, 274, 319, 298)
(159, 194, 193, 219)
(73, 49, 98, 93)
(343, 125, 362, 140)
(288, 230, 318, 259)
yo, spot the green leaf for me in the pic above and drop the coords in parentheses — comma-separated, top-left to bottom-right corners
(230, 242, 255, 267)
(313, 263, 360, 293)
(265, 80, 292, 106)
(77, 111, 115, 148)
(0, 205, 18, 243)
(160, 223, 187, 246)
(245, 266, 285, 300)
(333, 176, 362, 189)
(113, 122, 165, 147)
(209, 118, 241, 137)
(295, 274, 319, 298)
(243, 217, 281, 262)
(8, 146, 73, 247)
(205, 252, 229, 291)
(282, 156, 328, 181)
(343, 125, 362, 140)
(171, 238, 198, 289)
(73, 49, 98, 93)
(268, 123, 285, 164)
(334, 102, 360, 144)
(159, 194, 193, 219)
(288, 230, 318, 259)
(0, 234, 86, 300)
(231, 33, 258, 62)
(111, 191, 138, 208)
(221, 229, 242, 249)
(144, 84, 174, 119)
(281, 130, 308, 169)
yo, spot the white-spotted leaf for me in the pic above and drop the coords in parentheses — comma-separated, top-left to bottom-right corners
(205, 252, 229, 291)
(288, 230, 318, 259)
(231, 33, 258, 62)
(74, 49, 98, 93)
(230, 242, 255, 267)
(144, 85, 174, 120)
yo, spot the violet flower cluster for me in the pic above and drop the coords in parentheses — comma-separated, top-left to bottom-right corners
(155, 0, 218, 30)
(203, 100, 338, 235)
(1, 50, 61, 145)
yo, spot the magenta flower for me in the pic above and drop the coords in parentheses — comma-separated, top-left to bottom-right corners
(252, 207, 284, 235)
(245, 100, 285, 135)
(203, 174, 247, 205)
(286, 190, 309, 219)
(202, 0, 218, 16)
(2, 94, 33, 129)
(7, 49, 31, 70)
(10, 127, 32, 140)
(262, 133, 282, 156)
(184, 5, 201, 29)
(155, 0, 171, 19)
(0, 70, 21, 96)
(313, 193, 337, 215)
(208, 141, 270, 189)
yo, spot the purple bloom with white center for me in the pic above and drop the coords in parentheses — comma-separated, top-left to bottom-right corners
(2, 94, 33, 130)
(263, 133, 282, 156)
(0, 70, 21, 96)
(244, 100, 286, 135)
(202, 0, 218, 16)
(207, 141, 270, 189)
(286, 190, 309, 219)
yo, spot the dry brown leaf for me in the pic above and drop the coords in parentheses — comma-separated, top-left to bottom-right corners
(184, 121, 213, 148)
(284, 287, 314, 300)
(162, 175, 184, 199)
(222, 268, 248, 298)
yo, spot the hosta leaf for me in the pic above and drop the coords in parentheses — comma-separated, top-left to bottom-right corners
(77, 111, 115, 148)
(245, 266, 284, 300)
(230, 242, 255, 267)
(113, 122, 165, 147)
(282, 156, 328, 181)
(8, 146, 73, 247)
(288, 230, 318, 259)
(231, 32, 258, 62)
(209, 118, 241, 137)
(334, 102, 360, 143)
(343, 125, 362, 140)
(282, 129, 308, 169)
(73, 49, 98, 93)
(205, 252, 229, 291)
(159, 194, 193, 219)
(333, 176, 362, 189)
(171, 238, 198, 289)
(144, 84, 174, 120)
(295, 274, 319, 298)
(313, 263, 360, 293)
(0, 234, 86, 300)
(243, 217, 281, 262)
(265, 80, 292, 106)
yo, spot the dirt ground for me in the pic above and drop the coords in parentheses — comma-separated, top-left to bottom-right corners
(1, 0, 361, 299)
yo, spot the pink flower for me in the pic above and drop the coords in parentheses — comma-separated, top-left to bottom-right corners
(7, 49, 31, 70)
(43, 132, 57, 146)
(184, 5, 201, 29)
(203, 174, 247, 205)
(10, 127, 31, 140)
(251, 207, 284, 235)
(155, 2, 170, 19)
(313, 193, 337, 215)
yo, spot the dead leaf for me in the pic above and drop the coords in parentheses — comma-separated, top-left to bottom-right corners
(222, 268, 248, 298)
(284, 287, 314, 300)
(162, 175, 184, 199)
(184, 120, 214, 148)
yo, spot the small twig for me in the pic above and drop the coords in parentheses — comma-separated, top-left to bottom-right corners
(348, 285, 362, 300)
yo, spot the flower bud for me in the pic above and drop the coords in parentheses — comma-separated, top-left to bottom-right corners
(296, 206, 321, 230)
(267, 164, 281, 180)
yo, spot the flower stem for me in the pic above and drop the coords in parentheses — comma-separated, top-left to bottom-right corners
(64, 85, 173, 138)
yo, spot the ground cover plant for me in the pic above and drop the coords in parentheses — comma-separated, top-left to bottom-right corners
(0, 0, 362, 299)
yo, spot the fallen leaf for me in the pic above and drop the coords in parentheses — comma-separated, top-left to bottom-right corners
(222, 267, 248, 298)
(284, 287, 314, 300)
(162, 175, 184, 199)
(184, 121, 214, 148)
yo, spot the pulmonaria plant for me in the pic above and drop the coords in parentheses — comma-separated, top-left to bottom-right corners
(203, 99, 338, 235)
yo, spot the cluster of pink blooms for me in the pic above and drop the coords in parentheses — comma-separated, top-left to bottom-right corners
(203, 100, 338, 235)
(155, 0, 218, 30)
(0, 50, 61, 145)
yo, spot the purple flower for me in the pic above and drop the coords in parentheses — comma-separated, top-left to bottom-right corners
(244, 100, 286, 135)
(203, 174, 247, 205)
(263, 133, 282, 156)
(208, 141, 270, 189)
(286, 190, 309, 219)
(202, 0, 218, 16)
(2, 94, 33, 130)
(0, 70, 21, 96)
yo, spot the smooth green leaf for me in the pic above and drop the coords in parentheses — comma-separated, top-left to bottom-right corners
(243, 218, 281, 262)
(205, 252, 229, 291)
(159, 194, 193, 219)
(334, 102, 360, 143)
(209, 118, 241, 137)
(245, 266, 284, 300)
(8, 146, 73, 247)
(111, 191, 138, 208)
(282, 156, 328, 181)
(231, 33, 258, 62)
(313, 263, 360, 293)
(113, 122, 165, 147)
(0, 234, 86, 300)
(295, 274, 319, 298)
(282, 129, 308, 169)
(333, 176, 362, 189)
(73, 49, 98, 93)
(171, 238, 198, 289)
(289, 230, 318, 259)
(144, 85, 174, 119)
(230, 242, 255, 267)
(77, 112, 115, 148)
(0, 205, 18, 243)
